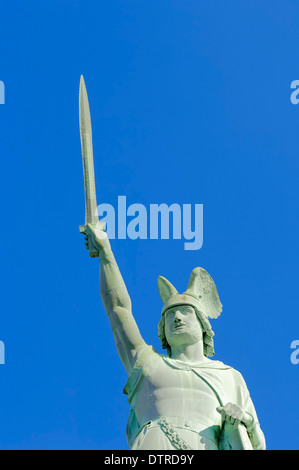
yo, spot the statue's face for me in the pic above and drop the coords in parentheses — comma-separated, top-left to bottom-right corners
(164, 304, 203, 350)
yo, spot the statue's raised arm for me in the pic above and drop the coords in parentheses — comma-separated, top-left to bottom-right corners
(83, 224, 147, 374)
(78, 75, 147, 375)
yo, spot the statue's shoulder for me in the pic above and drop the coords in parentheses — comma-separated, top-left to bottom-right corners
(202, 359, 247, 381)
(210, 361, 248, 389)
(198, 358, 232, 370)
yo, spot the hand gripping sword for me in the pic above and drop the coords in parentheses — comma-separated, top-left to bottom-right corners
(79, 75, 106, 257)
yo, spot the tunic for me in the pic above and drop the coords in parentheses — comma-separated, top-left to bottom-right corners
(123, 346, 260, 450)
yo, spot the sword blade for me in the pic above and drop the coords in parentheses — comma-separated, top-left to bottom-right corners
(79, 75, 99, 226)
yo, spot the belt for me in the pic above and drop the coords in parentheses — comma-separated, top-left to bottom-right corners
(140, 416, 220, 450)
(158, 417, 194, 450)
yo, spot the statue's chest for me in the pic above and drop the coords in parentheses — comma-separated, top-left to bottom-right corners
(133, 359, 222, 425)
(141, 359, 218, 401)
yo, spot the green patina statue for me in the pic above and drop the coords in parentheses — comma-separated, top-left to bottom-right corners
(79, 76, 266, 450)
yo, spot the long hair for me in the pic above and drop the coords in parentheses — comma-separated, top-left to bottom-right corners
(158, 307, 215, 357)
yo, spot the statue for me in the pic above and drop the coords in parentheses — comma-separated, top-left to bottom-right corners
(78, 76, 266, 451)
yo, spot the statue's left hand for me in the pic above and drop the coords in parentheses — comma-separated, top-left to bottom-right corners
(217, 402, 254, 430)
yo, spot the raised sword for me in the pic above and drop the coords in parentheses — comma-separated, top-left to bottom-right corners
(79, 75, 105, 257)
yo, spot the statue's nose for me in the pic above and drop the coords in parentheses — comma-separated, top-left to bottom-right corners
(174, 311, 183, 322)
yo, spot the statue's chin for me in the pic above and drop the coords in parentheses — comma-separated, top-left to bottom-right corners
(166, 329, 202, 349)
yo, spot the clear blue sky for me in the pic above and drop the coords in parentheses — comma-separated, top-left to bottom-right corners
(0, 1, 298, 450)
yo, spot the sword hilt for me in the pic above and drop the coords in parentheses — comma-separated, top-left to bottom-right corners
(79, 222, 107, 258)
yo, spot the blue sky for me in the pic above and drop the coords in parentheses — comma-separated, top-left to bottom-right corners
(0, 1, 298, 450)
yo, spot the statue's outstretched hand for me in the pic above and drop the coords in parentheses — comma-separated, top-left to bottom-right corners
(217, 402, 254, 430)
(81, 222, 111, 258)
